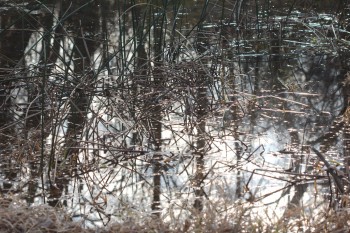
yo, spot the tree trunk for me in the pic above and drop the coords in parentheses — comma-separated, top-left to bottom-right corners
(150, 0, 167, 215)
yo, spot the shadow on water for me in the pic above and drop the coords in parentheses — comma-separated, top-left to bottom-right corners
(1, 0, 350, 228)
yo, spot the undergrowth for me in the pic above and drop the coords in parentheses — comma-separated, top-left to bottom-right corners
(0, 197, 349, 233)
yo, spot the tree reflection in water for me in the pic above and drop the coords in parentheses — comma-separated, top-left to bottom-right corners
(0, 0, 350, 228)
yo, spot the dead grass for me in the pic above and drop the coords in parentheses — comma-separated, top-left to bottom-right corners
(0, 198, 350, 233)
(0, 198, 88, 233)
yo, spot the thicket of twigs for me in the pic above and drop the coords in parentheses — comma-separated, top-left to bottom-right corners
(2, 0, 350, 232)
(0, 197, 349, 233)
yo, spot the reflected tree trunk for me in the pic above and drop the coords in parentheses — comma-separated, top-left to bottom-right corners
(342, 73, 350, 190)
(282, 114, 308, 217)
(64, 0, 99, 168)
(0, 8, 40, 148)
(150, 1, 167, 215)
(26, 161, 39, 204)
(0, 7, 47, 195)
(193, 72, 208, 211)
(193, 21, 209, 210)
(131, 1, 148, 147)
(47, 0, 100, 206)
(220, 21, 246, 199)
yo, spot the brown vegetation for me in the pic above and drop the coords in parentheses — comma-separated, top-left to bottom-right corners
(0, 198, 87, 233)
(0, 197, 349, 233)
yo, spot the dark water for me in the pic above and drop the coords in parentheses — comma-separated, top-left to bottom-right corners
(0, 0, 349, 227)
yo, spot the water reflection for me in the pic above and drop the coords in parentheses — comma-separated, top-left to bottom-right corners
(0, 0, 350, 227)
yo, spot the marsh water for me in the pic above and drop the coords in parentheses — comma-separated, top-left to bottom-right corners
(1, 0, 350, 228)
